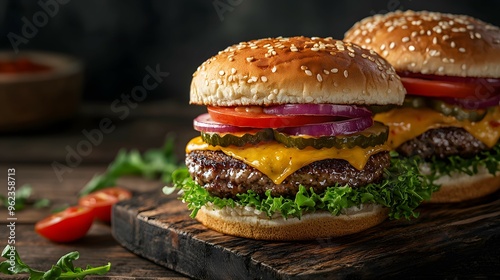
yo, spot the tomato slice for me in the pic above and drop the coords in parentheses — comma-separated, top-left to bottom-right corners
(400, 73, 500, 99)
(35, 206, 94, 243)
(79, 187, 132, 223)
(207, 106, 336, 128)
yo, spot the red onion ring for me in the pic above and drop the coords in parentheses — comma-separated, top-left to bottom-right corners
(278, 116, 373, 137)
(440, 94, 500, 110)
(263, 104, 372, 117)
(193, 113, 249, 133)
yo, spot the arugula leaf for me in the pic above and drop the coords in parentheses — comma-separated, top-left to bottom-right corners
(171, 153, 434, 220)
(79, 135, 181, 196)
(0, 184, 51, 211)
(0, 245, 110, 280)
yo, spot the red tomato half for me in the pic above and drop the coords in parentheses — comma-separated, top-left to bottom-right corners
(207, 106, 336, 128)
(35, 206, 94, 243)
(79, 187, 132, 223)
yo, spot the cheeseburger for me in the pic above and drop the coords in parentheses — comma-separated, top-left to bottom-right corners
(173, 36, 432, 240)
(344, 10, 500, 203)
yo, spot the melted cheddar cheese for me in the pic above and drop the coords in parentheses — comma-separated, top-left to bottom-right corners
(374, 106, 500, 149)
(186, 136, 389, 184)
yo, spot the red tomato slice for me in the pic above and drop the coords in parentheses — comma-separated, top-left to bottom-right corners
(79, 187, 132, 223)
(207, 106, 336, 128)
(401, 77, 482, 98)
(35, 206, 94, 243)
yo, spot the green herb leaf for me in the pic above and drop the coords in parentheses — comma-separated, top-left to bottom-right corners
(0, 245, 111, 280)
(79, 135, 181, 196)
(0, 184, 51, 211)
(171, 153, 435, 220)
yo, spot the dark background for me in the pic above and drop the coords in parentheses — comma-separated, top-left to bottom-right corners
(1, 0, 499, 105)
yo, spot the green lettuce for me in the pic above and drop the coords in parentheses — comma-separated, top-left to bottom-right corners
(423, 142, 500, 183)
(170, 152, 435, 220)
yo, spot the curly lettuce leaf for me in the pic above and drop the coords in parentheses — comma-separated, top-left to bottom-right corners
(170, 153, 434, 220)
(423, 142, 500, 181)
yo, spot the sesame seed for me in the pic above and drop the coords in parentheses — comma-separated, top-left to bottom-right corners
(365, 38, 371, 44)
(348, 52, 355, 58)
(228, 57, 235, 62)
(217, 79, 222, 85)
(475, 32, 482, 39)
(389, 42, 396, 49)
(219, 70, 225, 76)
(450, 41, 456, 48)
(305, 70, 312, 76)
(408, 45, 416, 51)
(429, 49, 440, 57)
(459, 47, 466, 53)
(311, 47, 319, 51)
(380, 44, 386, 51)
(231, 68, 237, 74)
(343, 70, 349, 78)
(317, 74, 323, 82)
(461, 64, 467, 70)
(246, 57, 255, 62)
(271, 66, 277, 73)
(323, 69, 330, 74)
(438, 66, 445, 72)
(433, 37, 438, 44)
(331, 68, 339, 73)
(251, 88, 258, 94)
(261, 76, 268, 82)
(402, 37, 410, 43)
(300, 65, 308, 70)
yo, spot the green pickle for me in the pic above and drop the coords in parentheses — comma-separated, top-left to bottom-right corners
(201, 129, 274, 147)
(430, 99, 487, 122)
(274, 122, 389, 150)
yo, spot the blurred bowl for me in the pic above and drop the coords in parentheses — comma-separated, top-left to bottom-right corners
(0, 51, 83, 133)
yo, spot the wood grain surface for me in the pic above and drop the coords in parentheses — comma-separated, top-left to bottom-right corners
(112, 189, 500, 280)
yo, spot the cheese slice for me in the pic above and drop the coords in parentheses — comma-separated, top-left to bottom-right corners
(186, 136, 389, 185)
(374, 106, 500, 149)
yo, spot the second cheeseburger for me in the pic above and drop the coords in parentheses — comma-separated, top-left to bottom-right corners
(173, 36, 432, 240)
(344, 10, 500, 203)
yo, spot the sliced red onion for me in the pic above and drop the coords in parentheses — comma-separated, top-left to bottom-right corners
(440, 94, 500, 110)
(278, 116, 373, 137)
(193, 113, 248, 133)
(263, 104, 372, 117)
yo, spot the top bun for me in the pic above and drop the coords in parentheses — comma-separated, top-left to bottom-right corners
(344, 10, 500, 78)
(190, 36, 405, 107)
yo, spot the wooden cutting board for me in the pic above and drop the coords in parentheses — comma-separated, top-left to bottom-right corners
(111, 190, 500, 279)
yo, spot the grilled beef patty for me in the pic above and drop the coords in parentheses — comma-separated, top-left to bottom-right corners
(397, 127, 488, 159)
(186, 150, 390, 199)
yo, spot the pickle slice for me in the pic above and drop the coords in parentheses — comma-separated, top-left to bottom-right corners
(274, 122, 389, 150)
(430, 100, 487, 121)
(201, 129, 274, 147)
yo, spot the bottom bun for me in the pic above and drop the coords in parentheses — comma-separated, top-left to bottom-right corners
(427, 167, 500, 203)
(195, 203, 389, 241)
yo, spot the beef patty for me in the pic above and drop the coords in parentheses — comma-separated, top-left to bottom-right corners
(186, 150, 390, 199)
(397, 127, 488, 159)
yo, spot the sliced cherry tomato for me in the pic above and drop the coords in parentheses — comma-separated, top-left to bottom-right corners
(207, 106, 336, 128)
(35, 206, 94, 243)
(79, 187, 132, 223)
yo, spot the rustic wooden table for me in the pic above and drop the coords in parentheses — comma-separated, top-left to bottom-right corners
(0, 100, 203, 279)
(0, 100, 499, 279)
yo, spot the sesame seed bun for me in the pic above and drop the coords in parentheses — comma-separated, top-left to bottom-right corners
(190, 36, 405, 107)
(195, 203, 389, 241)
(344, 10, 500, 77)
